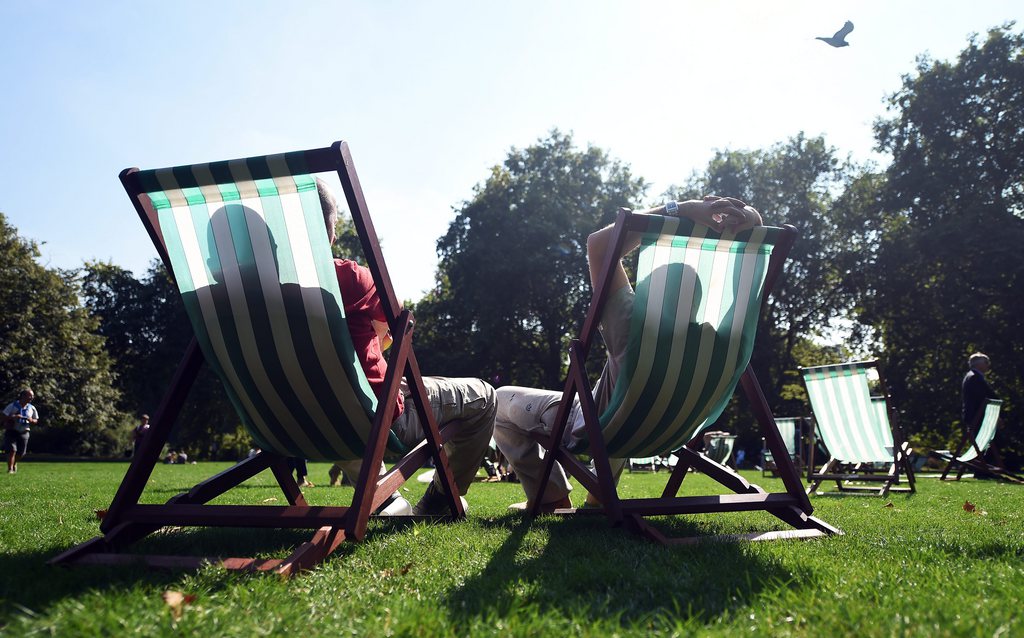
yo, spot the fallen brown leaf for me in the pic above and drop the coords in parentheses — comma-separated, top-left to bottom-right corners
(94, 509, 107, 519)
(963, 500, 976, 513)
(883, 502, 894, 508)
(162, 590, 196, 620)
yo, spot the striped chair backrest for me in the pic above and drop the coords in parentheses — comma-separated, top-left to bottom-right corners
(958, 399, 1002, 462)
(594, 215, 784, 458)
(774, 418, 799, 456)
(802, 363, 894, 463)
(134, 153, 389, 461)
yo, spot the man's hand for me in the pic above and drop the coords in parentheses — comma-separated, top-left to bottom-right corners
(676, 196, 762, 232)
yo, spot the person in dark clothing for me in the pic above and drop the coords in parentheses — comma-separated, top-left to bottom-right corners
(962, 353, 998, 431)
(961, 352, 1002, 476)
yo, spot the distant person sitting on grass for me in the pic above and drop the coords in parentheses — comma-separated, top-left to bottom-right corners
(493, 197, 762, 512)
(3, 388, 39, 474)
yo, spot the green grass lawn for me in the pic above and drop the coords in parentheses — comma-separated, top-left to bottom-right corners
(1, 461, 1022, 637)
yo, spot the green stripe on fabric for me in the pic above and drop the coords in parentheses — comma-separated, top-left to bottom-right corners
(592, 224, 778, 458)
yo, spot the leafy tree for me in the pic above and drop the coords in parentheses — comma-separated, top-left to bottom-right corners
(0, 213, 126, 455)
(413, 131, 647, 389)
(867, 24, 1024, 464)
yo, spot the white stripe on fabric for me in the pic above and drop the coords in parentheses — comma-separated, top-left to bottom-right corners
(228, 159, 259, 200)
(193, 164, 223, 204)
(154, 170, 188, 208)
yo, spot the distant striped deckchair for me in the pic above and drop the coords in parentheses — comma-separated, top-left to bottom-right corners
(932, 400, 1023, 483)
(704, 432, 737, 468)
(531, 208, 839, 544)
(51, 141, 463, 576)
(762, 417, 803, 477)
(801, 361, 915, 496)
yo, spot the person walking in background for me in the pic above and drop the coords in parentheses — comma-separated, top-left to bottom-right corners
(132, 414, 150, 457)
(961, 352, 1002, 472)
(3, 388, 39, 474)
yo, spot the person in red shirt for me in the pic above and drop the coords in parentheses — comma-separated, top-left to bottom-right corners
(317, 179, 495, 516)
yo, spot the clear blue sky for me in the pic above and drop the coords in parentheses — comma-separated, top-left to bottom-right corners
(1, 1, 1019, 301)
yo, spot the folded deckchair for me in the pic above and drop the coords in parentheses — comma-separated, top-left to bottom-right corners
(529, 208, 839, 544)
(801, 361, 916, 496)
(932, 400, 1023, 483)
(50, 141, 463, 576)
(761, 417, 803, 477)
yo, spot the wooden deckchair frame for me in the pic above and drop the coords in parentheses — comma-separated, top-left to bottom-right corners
(528, 208, 840, 544)
(934, 400, 1023, 483)
(50, 141, 463, 577)
(802, 361, 916, 497)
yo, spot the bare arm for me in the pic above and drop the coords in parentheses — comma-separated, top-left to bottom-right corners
(586, 197, 762, 293)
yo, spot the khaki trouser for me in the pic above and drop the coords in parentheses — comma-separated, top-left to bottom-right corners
(493, 385, 625, 504)
(335, 376, 495, 496)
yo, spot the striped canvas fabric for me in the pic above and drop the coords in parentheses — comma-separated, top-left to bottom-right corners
(135, 152, 397, 461)
(957, 399, 1002, 462)
(587, 215, 783, 458)
(802, 363, 894, 463)
(775, 417, 799, 456)
(764, 418, 799, 466)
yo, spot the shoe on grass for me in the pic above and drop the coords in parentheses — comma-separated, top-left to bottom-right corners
(374, 492, 412, 516)
(507, 495, 572, 513)
(412, 483, 468, 516)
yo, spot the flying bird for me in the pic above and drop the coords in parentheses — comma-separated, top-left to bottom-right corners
(816, 20, 854, 47)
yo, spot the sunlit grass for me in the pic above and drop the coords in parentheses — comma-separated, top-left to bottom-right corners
(1, 462, 1021, 636)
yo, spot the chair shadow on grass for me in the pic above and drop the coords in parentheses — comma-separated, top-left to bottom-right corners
(444, 512, 817, 629)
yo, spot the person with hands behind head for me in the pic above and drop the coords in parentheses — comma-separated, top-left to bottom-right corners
(493, 196, 761, 512)
(4, 388, 39, 474)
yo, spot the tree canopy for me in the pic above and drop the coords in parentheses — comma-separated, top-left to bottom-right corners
(413, 130, 647, 389)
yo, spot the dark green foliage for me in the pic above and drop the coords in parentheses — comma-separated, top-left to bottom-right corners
(412, 130, 647, 389)
(867, 24, 1024, 463)
(0, 213, 125, 455)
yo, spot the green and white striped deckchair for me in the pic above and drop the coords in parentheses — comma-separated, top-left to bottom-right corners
(51, 141, 463, 577)
(532, 208, 839, 544)
(762, 417, 803, 477)
(934, 400, 1022, 483)
(704, 433, 737, 467)
(801, 361, 915, 496)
